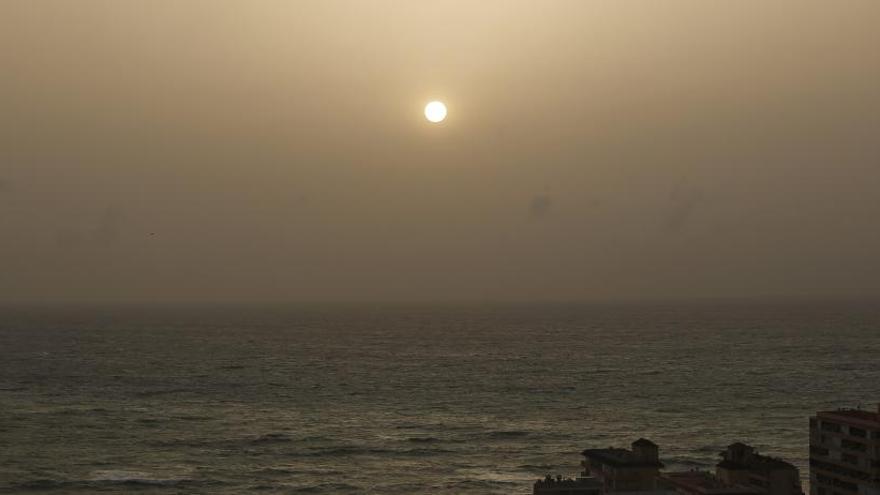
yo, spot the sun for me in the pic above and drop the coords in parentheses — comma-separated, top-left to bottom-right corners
(424, 101, 447, 123)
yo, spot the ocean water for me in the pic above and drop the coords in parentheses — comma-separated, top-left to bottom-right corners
(1, 301, 878, 494)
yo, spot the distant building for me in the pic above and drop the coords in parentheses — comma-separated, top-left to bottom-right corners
(660, 470, 763, 495)
(716, 442, 803, 495)
(581, 438, 666, 492)
(536, 438, 802, 495)
(534, 475, 603, 495)
(809, 405, 880, 495)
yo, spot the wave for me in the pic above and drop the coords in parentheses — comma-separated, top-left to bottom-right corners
(252, 433, 294, 444)
(287, 446, 457, 458)
(407, 436, 441, 443)
(290, 482, 361, 493)
(486, 430, 530, 439)
(173, 414, 213, 421)
(90, 470, 192, 486)
(135, 388, 193, 397)
(149, 432, 303, 449)
(9, 471, 205, 492)
(0, 386, 28, 392)
(299, 435, 333, 442)
(442, 479, 520, 490)
(697, 444, 724, 453)
(9, 479, 72, 491)
(259, 466, 345, 476)
(405, 436, 466, 444)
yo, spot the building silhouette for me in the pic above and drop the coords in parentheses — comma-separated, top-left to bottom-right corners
(582, 438, 666, 492)
(534, 475, 603, 495)
(716, 442, 803, 495)
(536, 439, 802, 495)
(660, 470, 763, 495)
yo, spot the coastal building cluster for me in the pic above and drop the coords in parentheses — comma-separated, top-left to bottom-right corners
(535, 405, 880, 495)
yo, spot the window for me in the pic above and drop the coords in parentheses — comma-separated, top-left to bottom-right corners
(833, 479, 858, 492)
(749, 478, 767, 487)
(811, 445, 830, 456)
(822, 422, 841, 433)
(841, 453, 858, 465)
(810, 459, 870, 481)
(849, 427, 866, 438)
(841, 439, 867, 452)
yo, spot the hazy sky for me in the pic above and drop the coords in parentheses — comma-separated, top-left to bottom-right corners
(2, 1, 879, 303)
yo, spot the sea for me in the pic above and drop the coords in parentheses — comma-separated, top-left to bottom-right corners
(1, 301, 878, 494)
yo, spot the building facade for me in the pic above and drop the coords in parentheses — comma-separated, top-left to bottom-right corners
(581, 438, 666, 492)
(716, 442, 803, 495)
(809, 406, 880, 495)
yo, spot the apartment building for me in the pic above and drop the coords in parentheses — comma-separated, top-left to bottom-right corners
(810, 406, 880, 495)
(582, 438, 666, 493)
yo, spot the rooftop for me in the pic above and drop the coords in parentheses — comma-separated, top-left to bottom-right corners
(534, 476, 603, 495)
(727, 442, 752, 450)
(818, 408, 880, 425)
(661, 471, 763, 495)
(717, 452, 798, 472)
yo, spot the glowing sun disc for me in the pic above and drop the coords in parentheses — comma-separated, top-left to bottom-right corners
(424, 101, 447, 123)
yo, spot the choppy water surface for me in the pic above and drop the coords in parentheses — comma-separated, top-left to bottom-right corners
(1, 301, 878, 494)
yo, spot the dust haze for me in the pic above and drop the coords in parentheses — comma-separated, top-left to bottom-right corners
(2, 0, 878, 303)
